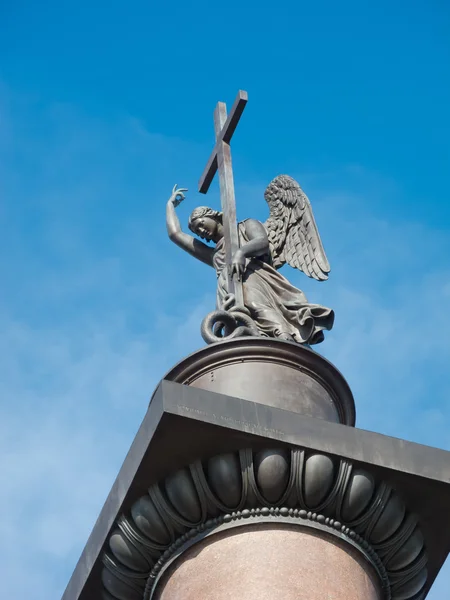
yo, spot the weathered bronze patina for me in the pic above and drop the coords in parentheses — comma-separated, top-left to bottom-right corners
(166, 91, 333, 346)
(61, 92, 450, 600)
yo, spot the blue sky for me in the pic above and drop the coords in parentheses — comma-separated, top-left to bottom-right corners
(0, 1, 449, 598)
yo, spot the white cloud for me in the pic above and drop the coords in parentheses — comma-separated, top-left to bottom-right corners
(0, 305, 205, 600)
(0, 86, 209, 599)
(0, 87, 449, 599)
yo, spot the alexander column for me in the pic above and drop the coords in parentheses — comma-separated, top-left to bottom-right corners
(62, 91, 450, 600)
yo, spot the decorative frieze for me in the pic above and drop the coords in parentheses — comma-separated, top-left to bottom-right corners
(102, 447, 428, 600)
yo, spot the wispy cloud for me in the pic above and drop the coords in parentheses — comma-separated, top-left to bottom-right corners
(0, 87, 449, 599)
(313, 185, 450, 447)
(0, 86, 209, 599)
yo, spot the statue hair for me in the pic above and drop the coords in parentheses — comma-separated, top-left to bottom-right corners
(188, 206, 223, 233)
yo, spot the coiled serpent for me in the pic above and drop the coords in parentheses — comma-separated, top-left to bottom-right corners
(200, 294, 261, 344)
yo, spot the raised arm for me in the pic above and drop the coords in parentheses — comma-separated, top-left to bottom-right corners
(166, 185, 214, 267)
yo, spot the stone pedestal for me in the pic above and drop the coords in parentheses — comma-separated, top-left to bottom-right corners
(61, 339, 450, 600)
(164, 338, 355, 425)
(155, 525, 381, 600)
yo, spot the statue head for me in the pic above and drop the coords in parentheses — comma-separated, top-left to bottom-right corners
(188, 206, 224, 242)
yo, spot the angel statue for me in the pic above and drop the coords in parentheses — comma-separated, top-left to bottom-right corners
(166, 175, 334, 345)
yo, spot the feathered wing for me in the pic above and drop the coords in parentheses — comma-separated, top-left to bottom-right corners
(264, 175, 330, 281)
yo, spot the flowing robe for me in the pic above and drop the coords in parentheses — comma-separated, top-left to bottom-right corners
(212, 221, 334, 345)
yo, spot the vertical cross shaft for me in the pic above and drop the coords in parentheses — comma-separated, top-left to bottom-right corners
(198, 90, 248, 308)
(213, 102, 243, 306)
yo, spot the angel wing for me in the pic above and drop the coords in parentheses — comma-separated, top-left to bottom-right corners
(264, 175, 330, 281)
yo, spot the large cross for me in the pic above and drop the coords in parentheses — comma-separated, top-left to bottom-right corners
(198, 90, 248, 308)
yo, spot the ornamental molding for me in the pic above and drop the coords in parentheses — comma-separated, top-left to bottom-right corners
(162, 337, 356, 426)
(143, 507, 392, 599)
(101, 447, 428, 600)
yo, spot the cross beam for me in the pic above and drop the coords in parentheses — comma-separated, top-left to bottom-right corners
(198, 90, 248, 307)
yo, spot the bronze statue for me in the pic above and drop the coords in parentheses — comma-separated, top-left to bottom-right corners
(166, 175, 334, 345)
(165, 90, 333, 346)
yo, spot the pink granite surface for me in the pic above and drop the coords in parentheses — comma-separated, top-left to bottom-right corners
(155, 524, 381, 600)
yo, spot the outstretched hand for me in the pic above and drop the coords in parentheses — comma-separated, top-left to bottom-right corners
(170, 184, 188, 207)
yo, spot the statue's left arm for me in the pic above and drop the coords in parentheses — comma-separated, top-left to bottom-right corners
(230, 219, 269, 279)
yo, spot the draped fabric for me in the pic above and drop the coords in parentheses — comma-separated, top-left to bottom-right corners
(212, 222, 334, 345)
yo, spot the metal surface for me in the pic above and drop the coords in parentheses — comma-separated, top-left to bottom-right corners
(102, 446, 427, 600)
(166, 94, 336, 346)
(198, 90, 247, 306)
(198, 90, 248, 193)
(61, 379, 450, 600)
(161, 337, 356, 426)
